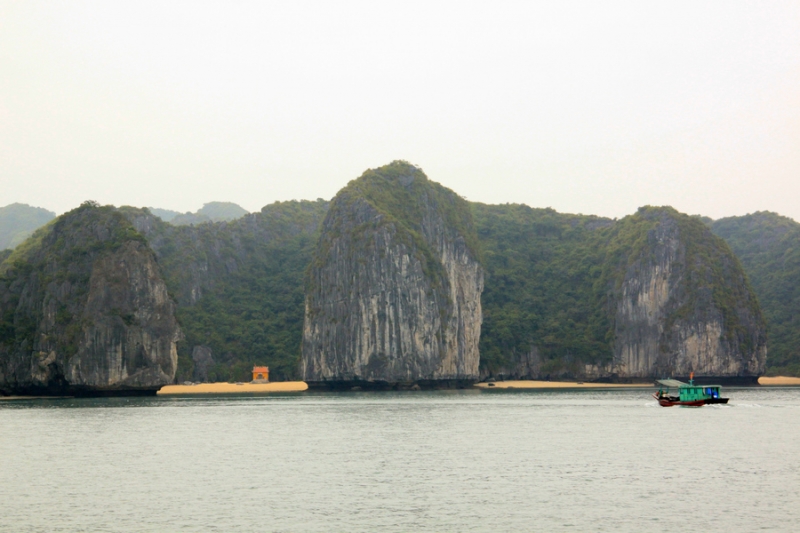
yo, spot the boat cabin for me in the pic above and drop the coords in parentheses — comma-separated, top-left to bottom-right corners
(678, 384, 721, 402)
(655, 378, 725, 405)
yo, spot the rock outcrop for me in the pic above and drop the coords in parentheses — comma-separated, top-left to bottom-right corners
(474, 204, 767, 382)
(302, 162, 483, 388)
(0, 202, 181, 395)
(191, 345, 215, 382)
(609, 207, 766, 381)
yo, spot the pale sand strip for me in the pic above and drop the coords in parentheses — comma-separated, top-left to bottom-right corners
(474, 380, 654, 389)
(758, 376, 800, 386)
(157, 381, 308, 395)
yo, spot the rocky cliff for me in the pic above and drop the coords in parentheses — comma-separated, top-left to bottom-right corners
(302, 162, 483, 387)
(0, 202, 181, 395)
(608, 207, 766, 381)
(475, 204, 766, 382)
(0, 191, 768, 390)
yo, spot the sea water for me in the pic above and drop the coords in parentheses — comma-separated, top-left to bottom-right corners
(1, 388, 799, 532)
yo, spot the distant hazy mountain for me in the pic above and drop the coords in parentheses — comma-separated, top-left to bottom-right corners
(170, 212, 212, 226)
(147, 207, 181, 222)
(0, 203, 56, 250)
(196, 202, 248, 221)
(148, 202, 249, 226)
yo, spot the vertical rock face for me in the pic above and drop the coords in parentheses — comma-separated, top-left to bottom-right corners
(611, 207, 766, 380)
(190, 345, 215, 382)
(0, 203, 181, 395)
(302, 162, 483, 386)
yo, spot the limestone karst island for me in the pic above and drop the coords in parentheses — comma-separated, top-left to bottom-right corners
(0, 161, 797, 396)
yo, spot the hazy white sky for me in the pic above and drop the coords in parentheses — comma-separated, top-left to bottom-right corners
(1, 1, 799, 220)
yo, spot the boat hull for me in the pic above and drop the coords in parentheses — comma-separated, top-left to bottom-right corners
(657, 398, 706, 407)
(653, 392, 729, 407)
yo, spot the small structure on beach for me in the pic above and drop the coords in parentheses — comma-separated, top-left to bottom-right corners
(252, 366, 269, 382)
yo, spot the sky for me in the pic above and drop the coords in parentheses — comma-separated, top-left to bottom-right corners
(1, 1, 799, 220)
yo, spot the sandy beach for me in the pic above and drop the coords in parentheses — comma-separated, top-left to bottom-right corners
(474, 380, 654, 389)
(157, 381, 308, 395)
(758, 376, 800, 386)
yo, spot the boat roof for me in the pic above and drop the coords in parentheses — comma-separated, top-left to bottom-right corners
(656, 379, 722, 388)
(656, 379, 687, 387)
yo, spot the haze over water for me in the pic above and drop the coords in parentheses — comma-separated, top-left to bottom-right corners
(1, 388, 798, 532)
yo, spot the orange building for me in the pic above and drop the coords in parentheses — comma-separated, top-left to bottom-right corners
(252, 366, 269, 381)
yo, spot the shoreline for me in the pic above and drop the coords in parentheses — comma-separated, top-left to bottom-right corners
(474, 380, 654, 390)
(477, 377, 800, 389)
(4, 376, 799, 399)
(157, 381, 308, 395)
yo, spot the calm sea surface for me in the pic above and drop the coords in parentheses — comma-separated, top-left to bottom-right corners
(1, 387, 799, 532)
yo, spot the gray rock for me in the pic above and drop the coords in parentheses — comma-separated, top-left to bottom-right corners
(0, 203, 181, 395)
(609, 208, 766, 379)
(302, 162, 484, 384)
(191, 345, 215, 382)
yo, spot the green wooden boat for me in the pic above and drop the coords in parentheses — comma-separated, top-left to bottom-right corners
(653, 374, 729, 407)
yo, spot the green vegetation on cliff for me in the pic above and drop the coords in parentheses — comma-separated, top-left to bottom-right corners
(2, 201, 143, 276)
(314, 161, 479, 298)
(0, 202, 152, 367)
(711, 212, 800, 375)
(476, 204, 764, 379)
(2, 178, 777, 384)
(0, 203, 56, 250)
(474, 203, 612, 377)
(133, 200, 329, 382)
(610, 207, 762, 346)
(303, 162, 484, 382)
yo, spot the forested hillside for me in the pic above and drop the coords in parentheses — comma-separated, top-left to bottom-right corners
(0, 203, 56, 250)
(473, 204, 613, 378)
(711, 212, 800, 376)
(124, 200, 329, 382)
